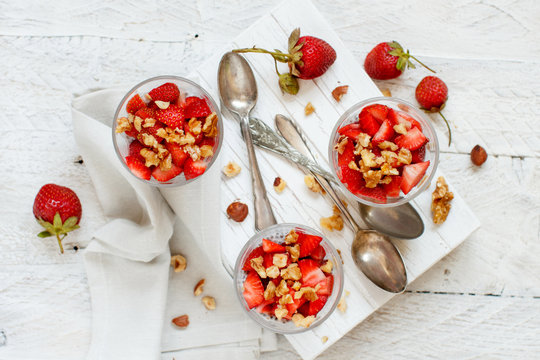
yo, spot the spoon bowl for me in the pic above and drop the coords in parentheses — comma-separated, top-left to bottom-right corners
(359, 203, 424, 239)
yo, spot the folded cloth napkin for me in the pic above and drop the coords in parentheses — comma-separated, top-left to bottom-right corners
(72, 87, 273, 360)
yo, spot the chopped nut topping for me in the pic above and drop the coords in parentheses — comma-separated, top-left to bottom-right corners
(202, 296, 216, 310)
(397, 148, 412, 165)
(292, 281, 302, 291)
(363, 170, 382, 188)
(264, 281, 276, 300)
(281, 263, 302, 281)
(202, 112, 218, 137)
(194, 279, 205, 296)
(172, 314, 189, 328)
(115, 117, 132, 133)
(200, 145, 213, 158)
(144, 93, 152, 101)
(360, 149, 377, 168)
(286, 244, 300, 262)
(304, 102, 315, 116)
(348, 160, 361, 172)
(380, 163, 399, 176)
(141, 133, 159, 148)
(432, 176, 453, 224)
(188, 118, 202, 135)
(332, 85, 349, 102)
(393, 123, 408, 135)
(184, 144, 201, 161)
(378, 141, 398, 151)
(156, 126, 187, 144)
(275, 279, 289, 297)
(381, 150, 398, 165)
(171, 255, 187, 272)
(142, 117, 156, 128)
(357, 133, 371, 148)
(292, 313, 315, 328)
(320, 260, 333, 274)
(320, 205, 344, 232)
(380, 176, 393, 185)
(273, 253, 288, 268)
(274, 306, 288, 321)
(321, 336, 329, 343)
(337, 296, 347, 313)
(133, 116, 143, 132)
(304, 175, 323, 193)
(381, 89, 392, 97)
(279, 293, 294, 305)
(294, 286, 318, 301)
(334, 136, 348, 154)
(159, 153, 173, 171)
(250, 256, 267, 279)
(284, 229, 298, 244)
(178, 132, 196, 146)
(223, 161, 241, 177)
(266, 265, 280, 279)
(273, 177, 287, 193)
(155, 100, 170, 110)
(140, 148, 160, 167)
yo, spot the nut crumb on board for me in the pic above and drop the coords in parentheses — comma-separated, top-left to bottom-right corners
(304, 102, 315, 116)
(331, 85, 349, 102)
(202, 296, 216, 310)
(171, 314, 189, 328)
(273, 177, 287, 193)
(431, 176, 453, 224)
(170, 255, 187, 272)
(223, 161, 241, 177)
(320, 205, 344, 231)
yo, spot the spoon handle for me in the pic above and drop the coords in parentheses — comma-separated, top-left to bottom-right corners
(240, 114, 277, 230)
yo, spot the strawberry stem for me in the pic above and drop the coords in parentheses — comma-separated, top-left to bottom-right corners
(439, 111, 452, 146)
(409, 55, 436, 73)
(273, 58, 281, 76)
(56, 233, 65, 254)
(233, 48, 293, 62)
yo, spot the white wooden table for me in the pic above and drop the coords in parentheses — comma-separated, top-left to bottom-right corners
(1, 0, 539, 359)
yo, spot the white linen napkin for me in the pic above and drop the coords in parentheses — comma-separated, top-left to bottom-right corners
(72, 87, 273, 360)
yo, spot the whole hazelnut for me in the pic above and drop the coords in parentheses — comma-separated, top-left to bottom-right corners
(226, 201, 248, 222)
(470, 145, 487, 166)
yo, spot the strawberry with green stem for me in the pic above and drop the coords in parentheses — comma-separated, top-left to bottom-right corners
(415, 76, 452, 146)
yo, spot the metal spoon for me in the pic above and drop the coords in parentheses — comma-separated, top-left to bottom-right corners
(275, 114, 407, 292)
(218, 52, 276, 231)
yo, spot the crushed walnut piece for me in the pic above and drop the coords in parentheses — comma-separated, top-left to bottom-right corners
(140, 133, 160, 148)
(292, 281, 302, 291)
(223, 161, 241, 177)
(363, 170, 383, 188)
(432, 176, 453, 224)
(294, 286, 319, 301)
(159, 153, 173, 171)
(320, 260, 333, 274)
(140, 148, 160, 167)
(393, 123, 408, 135)
(378, 141, 398, 151)
(284, 229, 298, 244)
(171, 255, 187, 272)
(332, 85, 349, 102)
(200, 145, 213, 158)
(202, 296, 216, 310)
(273, 253, 288, 268)
(274, 306, 288, 321)
(279, 293, 294, 305)
(188, 118, 202, 135)
(357, 133, 371, 148)
(154, 100, 170, 110)
(321, 336, 329, 343)
(281, 263, 302, 281)
(286, 244, 300, 262)
(304, 102, 315, 116)
(292, 313, 315, 328)
(194, 279, 205, 296)
(115, 117, 132, 133)
(250, 256, 267, 279)
(143, 117, 156, 128)
(202, 112, 218, 137)
(320, 205, 344, 232)
(273, 177, 287, 193)
(334, 135, 348, 155)
(133, 116, 143, 132)
(381, 89, 392, 97)
(304, 175, 323, 193)
(275, 279, 289, 297)
(172, 314, 189, 328)
(264, 281, 276, 300)
(184, 144, 201, 161)
(396, 148, 412, 165)
(266, 265, 280, 279)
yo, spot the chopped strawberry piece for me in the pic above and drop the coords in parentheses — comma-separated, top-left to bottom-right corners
(411, 145, 426, 163)
(387, 108, 399, 126)
(199, 137, 216, 147)
(263, 252, 274, 268)
(297, 301, 311, 317)
(165, 143, 189, 167)
(125, 128, 139, 138)
(383, 175, 402, 197)
(242, 246, 264, 271)
(400, 161, 430, 194)
(143, 120, 166, 143)
(128, 141, 145, 162)
(262, 238, 286, 253)
(363, 104, 389, 124)
(148, 82, 180, 103)
(184, 96, 211, 118)
(256, 299, 275, 314)
(355, 179, 387, 203)
(306, 295, 328, 316)
(156, 104, 184, 128)
(338, 123, 363, 140)
(316, 275, 334, 296)
(340, 163, 364, 194)
(309, 245, 326, 262)
(297, 233, 323, 258)
(372, 119, 395, 144)
(242, 271, 265, 309)
(126, 94, 146, 114)
(394, 127, 428, 151)
(285, 289, 307, 317)
(397, 110, 422, 131)
(125, 155, 151, 180)
(298, 259, 326, 287)
(358, 111, 380, 136)
(151, 163, 182, 182)
(271, 276, 282, 286)
(184, 158, 207, 180)
(337, 139, 355, 167)
(135, 107, 156, 120)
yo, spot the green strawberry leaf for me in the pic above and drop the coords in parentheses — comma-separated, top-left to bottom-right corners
(53, 213, 62, 230)
(64, 216, 79, 229)
(288, 28, 301, 53)
(38, 231, 52, 238)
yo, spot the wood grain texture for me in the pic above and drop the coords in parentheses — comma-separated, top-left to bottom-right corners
(0, 0, 539, 358)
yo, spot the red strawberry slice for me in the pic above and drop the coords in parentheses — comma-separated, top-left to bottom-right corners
(286, 289, 307, 317)
(338, 123, 363, 140)
(394, 127, 428, 151)
(358, 111, 380, 136)
(125, 128, 139, 138)
(165, 143, 189, 167)
(128, 141, 145, 162)
(184, 158, 207, 180)
(298, 259, 326, 287)
(242, 271, 265, 309)
(372, 119, 395, 144)
(199, 137, 216, 148)
(263, 252, 274, 268)
(271, 276, 282, 286)
(387, 108, 399, 126)
(135, 107, 156, 120)
(397, 110, 422, 131)
(125, 155, 151, 180)
(297, 301, 311, 317)
(383, 175, 402, 197)
(363, 104, 389, 124)
(309, 245, 326, 262)
(337, 139, 355, 167)
(306, 295, 328, 316)
(316, 275, 334, 296)
(184, 96, 211, 118)
(411, 145, 426, 163)
(256, 299, 275, 314)
(400, 161, 430, 194)
(297, 233, 323, 258)
(148, 82, 180, 103)
(156, 104, 184, 128)
(151, 163, 182, 182)
(340, 164, 364, 194)
(242, 246, 264, 271)
(262, 239, 286, 253)
(126, 94, 146, 114)
(355, 179, 387, 203)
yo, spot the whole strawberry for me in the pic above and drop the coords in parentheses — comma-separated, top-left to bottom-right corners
(415, 76, 452, 145)
(33, 184, 82, 253)
(364, 41, 434, 80)
(233, 28, 336, 95)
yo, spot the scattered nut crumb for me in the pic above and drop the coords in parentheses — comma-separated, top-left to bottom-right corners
(337, 297, 347, 313)
(304, 102, 315, 116)
(321, 336, 328, 343)
(320, 260, 333, 274)
(286, 244, 300, 262)
(281, 263, 302, 281)
(250, 256, 268, 279)
(284, 229, 298, 244)
(304, 175, 323, 193)
(264, 281, 276, 300)
(292, 313, 316, 328)
(172, 314, 189, 328)
(171, 255, 187, 272)
(275, 306, 288, 321)
(226, 201, 248, 222)
(331, 85, 349, 102)
(470, 145, 487, 166)
(320, 205, 344, 231)
(193, 279, 205, 296)
(336, 249, 344, 264)
(223, 161, 241, 177)
(273, 253, 289, 268)
(202, 296, 216, 310)
(275, 279, 289, 297)
(273, 177, 287, 193)
(431, 176, 453, 224)
(381, 89, 392, 97)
